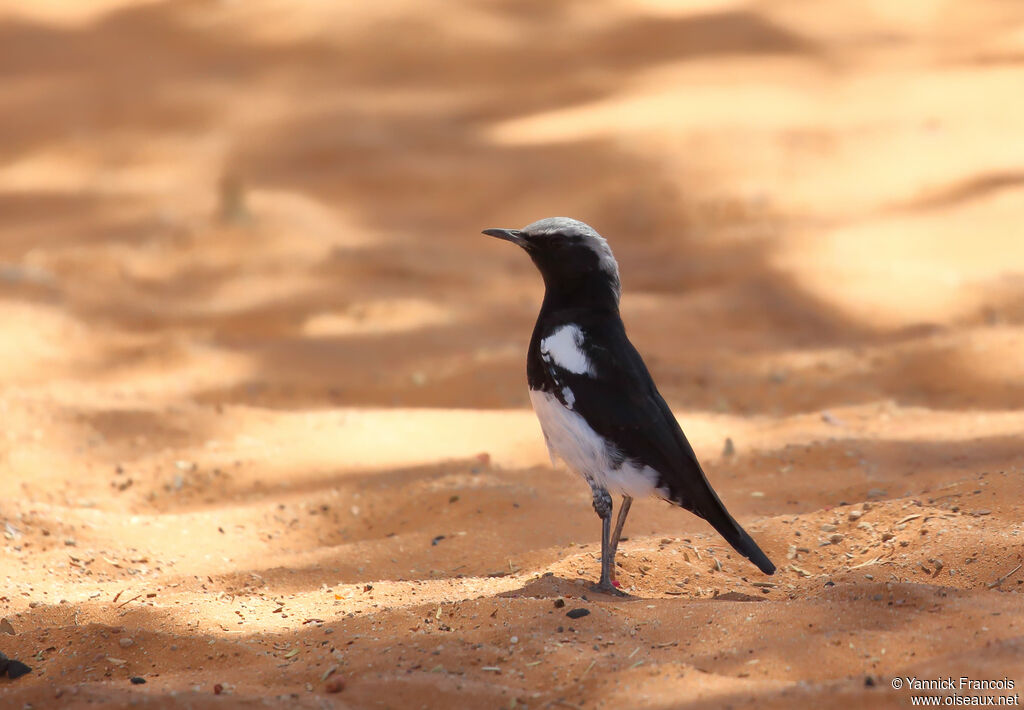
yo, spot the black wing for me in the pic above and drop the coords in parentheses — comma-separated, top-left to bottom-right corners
(529, 310, 775, 575)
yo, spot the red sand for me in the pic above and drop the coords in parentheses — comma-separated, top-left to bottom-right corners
(2, 1, 1023, 708)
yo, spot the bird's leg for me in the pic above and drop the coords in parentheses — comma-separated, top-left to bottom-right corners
(589, 487, 625, 596)
(609, 495, 633, 573)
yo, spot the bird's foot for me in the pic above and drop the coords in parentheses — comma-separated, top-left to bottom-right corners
(590, 579, 628, 597)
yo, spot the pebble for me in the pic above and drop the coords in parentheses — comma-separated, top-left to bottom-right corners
(325, 678, 346, 693)
(566, 608, 590, 619)
(722, 438, 735, 457)
(119, 637, 134, 648)
(130, 677, 146, 685)
(821, 411, 844, 426)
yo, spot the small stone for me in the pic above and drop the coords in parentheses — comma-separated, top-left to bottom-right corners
(821, 524, 838, 532)
(848, 510, 863, 521)
(821, 411, 844, 426)
(325, 678, 346, 693)
(119, 637, 134, 649)
(722, 438, 735, 457)
(553, 599, 565, 609)
(829, 534, 844, 544)
(510, 636, 518, 644)
(214, 684, 224, 695)
(130, 677, 146, 685)
(881, 532, 895, 542)
(566, 608, 590, 619)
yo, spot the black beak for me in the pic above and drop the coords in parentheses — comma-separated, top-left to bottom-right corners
(482, 228, 527, 247)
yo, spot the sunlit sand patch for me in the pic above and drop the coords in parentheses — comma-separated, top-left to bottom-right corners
(0, 146, 102, 194)
(190, 0, 533, 46)
(484, 60, 819, 147)
(302, 298, 453, 337)
(0, 138, 229, 199)
(247, 188, 372, 249)
(0, 0, 164, 27)
(0, 302, 91, 382)
(772, 189, 1024, 329)
(609, 0, 749, 17)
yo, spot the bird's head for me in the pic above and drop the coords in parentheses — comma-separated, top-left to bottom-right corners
(482, 217, 621, 304)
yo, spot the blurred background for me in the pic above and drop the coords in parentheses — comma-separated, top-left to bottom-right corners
(2, 0, 1022, 415)
(2, 1, 1024, 708)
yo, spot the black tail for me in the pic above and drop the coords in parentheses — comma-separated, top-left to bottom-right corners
(710, 512, 776, 575)
(688, 484, 776, 575)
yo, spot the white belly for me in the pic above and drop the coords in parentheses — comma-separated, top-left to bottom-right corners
(529, 388, 660, 498)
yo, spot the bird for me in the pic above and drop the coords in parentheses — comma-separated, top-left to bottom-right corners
(482, 217, 775, 594)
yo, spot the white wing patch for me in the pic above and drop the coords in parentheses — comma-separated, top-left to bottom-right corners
(561, 386, 576, 408)
(540, 324, 594, 376)
(529, 389, 660, 499)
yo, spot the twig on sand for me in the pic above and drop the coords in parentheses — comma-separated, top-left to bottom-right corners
(116, 594, 143, 609)
(578, 659, 597, 680)
(986, 563, 1022, 589)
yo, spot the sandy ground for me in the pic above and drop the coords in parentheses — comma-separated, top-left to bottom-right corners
(2, 0, 1024, 708)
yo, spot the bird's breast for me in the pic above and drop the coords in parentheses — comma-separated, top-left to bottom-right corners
(528, 388, 661, 498)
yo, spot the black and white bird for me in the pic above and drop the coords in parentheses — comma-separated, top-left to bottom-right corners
(483, 217, 775, 594)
